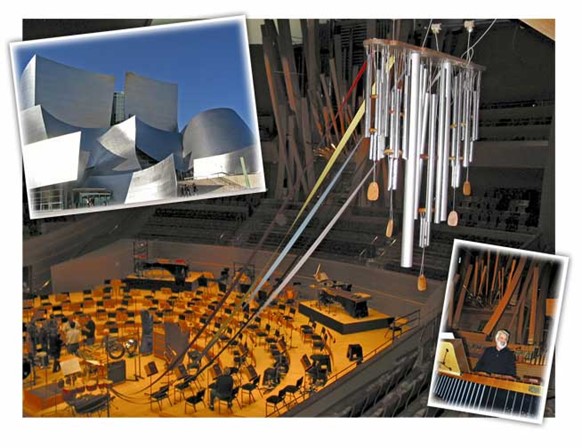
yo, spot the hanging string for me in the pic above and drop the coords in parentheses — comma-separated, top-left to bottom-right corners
(421, 19, 433, 48)
(461, 19, 497, 60)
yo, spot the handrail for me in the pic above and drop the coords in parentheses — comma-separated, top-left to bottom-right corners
(266, 308, 422, 417)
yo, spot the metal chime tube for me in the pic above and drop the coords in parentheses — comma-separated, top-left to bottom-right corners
(440, 61, 452, 221)
(419, 210, 428, 248)
(364, 49, 374, 139)
(401, 51, 420, 268)
(382, 48, 391, 139)
(402, 66, 410, 160)
(435, 65, 445, 223)
(373, 63, 383, 160)
(463, 72, 471, 168)
(414, 91, 430, 219)
(474, 71, 481, 141)
(425, 94, 438, 246)
(395, 87, 402, 158)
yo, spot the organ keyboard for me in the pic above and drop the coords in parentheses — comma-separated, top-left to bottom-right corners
(433, 371, 542, 418)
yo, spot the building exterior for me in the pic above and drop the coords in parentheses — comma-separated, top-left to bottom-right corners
(17, 55, 262, 216)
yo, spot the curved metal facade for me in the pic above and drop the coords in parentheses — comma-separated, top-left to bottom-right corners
(192, 144, 261, 179)
(20, 55, 115, 129)
(22, 131, 81, 189)
(97, 116, 142, 172)
(125, 155, 177, 204)
(182, 108, 256, 159)
(135, 117, 182, 161)
(125, 72, 178, 132)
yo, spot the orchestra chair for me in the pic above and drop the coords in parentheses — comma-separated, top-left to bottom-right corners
(266, 329, 280, 347)
(312, 332, 328, 353)
(241, 374, 262, 404)
(173, 376, 196, 403)
(149, 384, 172, 411)
(282, 377, 304, 404)
(217, 386, 241, 414)
(265, 389, 287, 416)
(184, 389, 206, 414)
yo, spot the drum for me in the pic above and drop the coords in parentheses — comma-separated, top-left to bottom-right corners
(98, 379, 113, 390)
(62, 385, 77, 402)
(86, 380, 98, 392)
(74, 380, 86, 395)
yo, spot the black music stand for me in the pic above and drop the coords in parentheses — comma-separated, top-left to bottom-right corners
(144, 361, 159, 411)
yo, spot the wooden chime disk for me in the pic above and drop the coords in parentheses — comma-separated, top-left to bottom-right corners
(386, 218, 394, 237)
(417, 274, 427, 292)
(367, 182, 379, 202)
(447, 210, 459, 227)
(463, 180, 472, 196)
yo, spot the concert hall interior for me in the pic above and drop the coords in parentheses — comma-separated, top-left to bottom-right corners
(430, 241, 565, 422)
(21, 18, 555, 418)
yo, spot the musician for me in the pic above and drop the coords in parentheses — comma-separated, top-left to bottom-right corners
(81, 315, 96, 346)
(474, 329, 517, 378)
(65, 321, 82, 355)
(209, 368, 234, 410)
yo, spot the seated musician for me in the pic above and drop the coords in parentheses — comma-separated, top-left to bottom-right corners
(209, 368, 234, 410)
(474, 329, 517, 379)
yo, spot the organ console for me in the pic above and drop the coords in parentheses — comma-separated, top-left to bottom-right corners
(433, 371, 542, 418)
(432, 337, 543, 419)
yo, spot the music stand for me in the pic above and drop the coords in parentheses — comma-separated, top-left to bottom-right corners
(436, 338, 470, 375)
(144, 361, 158, 410)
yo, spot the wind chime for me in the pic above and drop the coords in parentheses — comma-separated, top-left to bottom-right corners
(363, 39, 485, 291)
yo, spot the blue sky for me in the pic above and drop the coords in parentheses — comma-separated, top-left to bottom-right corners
(12, 17, 257, 131)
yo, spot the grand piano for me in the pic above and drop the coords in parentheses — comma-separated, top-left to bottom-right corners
(320, 287, 371, 318)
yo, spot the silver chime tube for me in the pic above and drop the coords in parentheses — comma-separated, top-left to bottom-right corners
(440, 61, 452, 221)
(377, 54, 386, 138)
(474, 71, 481, 141)
(419, 211, 428, 249)
(401, 51, 421, 268)
(395, 88, 402, 158)
(435, 65, 445, 224)
(382, 46, 392, 138)
(389, 90, 396, 159)
(364, 47, 374, 139)
(425, 94, 438, 246)
(402, 70, 410, 160)
(414, 91, 430, 220)
(387, 157, 394, 191)
(463, 72, 471, 168)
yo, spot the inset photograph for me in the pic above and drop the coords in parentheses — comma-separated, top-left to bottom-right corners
(427, 239, 568, 423)
(11, 16, 265, 219)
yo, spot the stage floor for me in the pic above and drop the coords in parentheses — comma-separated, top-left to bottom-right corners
(299, 300, 393, 335)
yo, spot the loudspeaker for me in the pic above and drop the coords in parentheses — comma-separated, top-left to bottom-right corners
(108, 359, 126, 384)
(144, 361, 158, 377)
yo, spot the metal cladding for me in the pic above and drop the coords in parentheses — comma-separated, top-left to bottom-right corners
(22, 131, 81, 189)
(20, 55, 115, 129)
(82, 172, 133, 204)
(125, 72, 178, 132)
(97, 116, 142, 172)
(125, 155, 177, 204)
(182, 108, 256, 159)
(192, 145, 260, 179)
(181, 108, 260, 178)
(135, 117, 183, 167)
